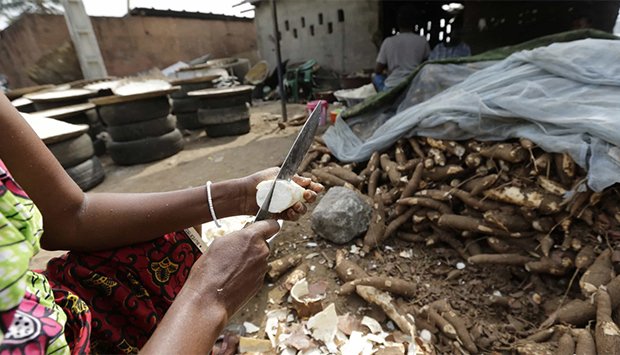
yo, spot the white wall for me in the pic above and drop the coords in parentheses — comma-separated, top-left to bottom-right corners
(254, 0, 379, 74)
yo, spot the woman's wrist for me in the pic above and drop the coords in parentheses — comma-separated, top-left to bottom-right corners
(209, 178, 247, 218)
(182, 270, 230, 324)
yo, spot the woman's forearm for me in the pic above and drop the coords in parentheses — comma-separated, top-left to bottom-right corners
(41, 178, 247, 251)
(140, 278, 228, 354)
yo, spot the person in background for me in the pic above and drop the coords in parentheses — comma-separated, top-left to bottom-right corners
(373, 7, 430, 91)
(429, 26, 471, 60)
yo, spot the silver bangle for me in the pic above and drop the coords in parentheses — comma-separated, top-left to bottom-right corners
(206, 181, 222, 228)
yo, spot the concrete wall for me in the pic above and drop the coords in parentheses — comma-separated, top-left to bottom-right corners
(0, 13, 257, 88)
(254, 0, 379, 74)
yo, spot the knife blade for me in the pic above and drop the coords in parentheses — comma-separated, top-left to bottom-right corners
(254, 104, 322, 223)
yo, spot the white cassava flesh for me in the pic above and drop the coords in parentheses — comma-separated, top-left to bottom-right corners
(256, 179, 305, 213)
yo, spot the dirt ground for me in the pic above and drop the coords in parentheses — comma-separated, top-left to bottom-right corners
(31, 101, 579, 354)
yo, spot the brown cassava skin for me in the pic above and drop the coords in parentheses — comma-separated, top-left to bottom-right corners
(595, 287, 620, 355)
(395, 162, 425, 215)
(311, 169, 351, 188)
(580, 249, 614, 297)
(426, 137, 466, 158)
(556, 332, 575, 355)
(483, 185, 562, 214)
(397, 158, 421, 173)
(267, 254, 302, 281)
(408, 137, 426, 158)
(299, 151, 320, 173)
(525, 257, 569, 276)
(468, 253, 534, 266)
(338, 276, 417, 298)
(381, 208, 416, 243)
(431, 299, 478, 354)
(380, 154, 402, 186)
(335, 250, 368, 282)
(323, 165, 364, 186)
(572, 328, 596, 355)
(479, 143, 528, 163)
(450, 188, 504, 212)
(422, 165, 464, 181)
(367, 169, 381, 198)
(575, 245, 596, 270)
(483, 209, 530, 231)
(395, 140, 408, 165)
(544, 276, 620, 327)
(398, 197, 452, 215)
(362, 195, 387, 251)
(427, 306, 457, 340)
(463, 174, 499, 196)
(334, 252, 417, 336)
(437, 214, 516, 238)
(431, 226, 469, 260)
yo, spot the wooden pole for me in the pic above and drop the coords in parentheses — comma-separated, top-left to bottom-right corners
(271, 0, 288, 122)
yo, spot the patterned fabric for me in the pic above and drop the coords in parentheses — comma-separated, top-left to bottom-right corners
(0, 161, 202, 353)
(45, 231, 200, 353)
(0, 162, 69, 354)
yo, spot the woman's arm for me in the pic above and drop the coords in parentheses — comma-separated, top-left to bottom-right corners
(140, 220, 278, 354)
(0, 94, 319, 251)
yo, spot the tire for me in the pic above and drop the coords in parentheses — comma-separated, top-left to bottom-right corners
(99, 97, 170, 126)
(199, 95, 251, 110)
(176, 112, 204, 130)
(92, 138, 107, 156)
(107, 115, 176, 142)
(205, 119, 250, 138)
(108, 129, 184, 166)
(171, 97, 201, 113)
(66, 156, 105, 191)
(48, 134, 95, 168)
(197, 105, 250, 125)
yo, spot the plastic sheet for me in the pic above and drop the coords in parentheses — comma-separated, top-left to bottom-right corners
(324, 39, 620, 191)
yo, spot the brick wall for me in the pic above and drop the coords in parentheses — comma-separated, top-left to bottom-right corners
(0, 13, 257, 88)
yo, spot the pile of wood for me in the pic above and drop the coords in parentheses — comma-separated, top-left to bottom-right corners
(298, 136, 620, 354)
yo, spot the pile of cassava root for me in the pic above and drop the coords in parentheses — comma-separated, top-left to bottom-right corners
(299, 135, 620, 354)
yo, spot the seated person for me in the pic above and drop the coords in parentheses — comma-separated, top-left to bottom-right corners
(373, 7, 430, 91)
(429, 27, 471, 60)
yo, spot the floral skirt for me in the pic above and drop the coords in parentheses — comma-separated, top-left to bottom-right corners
(44, 230, 201, 354)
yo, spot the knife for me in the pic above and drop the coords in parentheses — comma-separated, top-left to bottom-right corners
(186, 105, 322, 253)
(254, 104, 322, 229)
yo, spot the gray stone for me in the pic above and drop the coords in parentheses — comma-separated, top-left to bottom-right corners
(311, 186, 372, 244)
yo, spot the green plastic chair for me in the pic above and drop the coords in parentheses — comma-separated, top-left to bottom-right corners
(285, 59, 316, 102)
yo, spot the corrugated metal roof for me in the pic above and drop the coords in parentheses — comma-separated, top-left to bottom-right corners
(128, 7, 253, 22)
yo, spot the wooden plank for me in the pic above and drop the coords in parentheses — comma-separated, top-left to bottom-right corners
(30, 102, 95, 119)
(169, 75, 220, 85)
(21, 112, 88, 144)
(24, 88, 96, 102)
(90, 87, 180, 106)
(187, 85, 254, 98)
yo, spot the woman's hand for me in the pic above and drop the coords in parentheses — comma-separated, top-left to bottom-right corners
(238, 167, 324, 220)
(186, 220, 280, 319)
(142, 220, 280, 354)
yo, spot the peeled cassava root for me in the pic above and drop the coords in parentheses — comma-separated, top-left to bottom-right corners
(256, 179, 304, 213)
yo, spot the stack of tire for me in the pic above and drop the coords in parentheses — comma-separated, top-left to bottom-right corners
(188, 85, 254, 138)
(35, 103, 107, 156)
(96, 95, 184, 166)
(169, 76, 218, 130)
(47, 133, 105, 191)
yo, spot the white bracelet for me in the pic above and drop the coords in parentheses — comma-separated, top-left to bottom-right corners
(206, 181, 222, 228)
